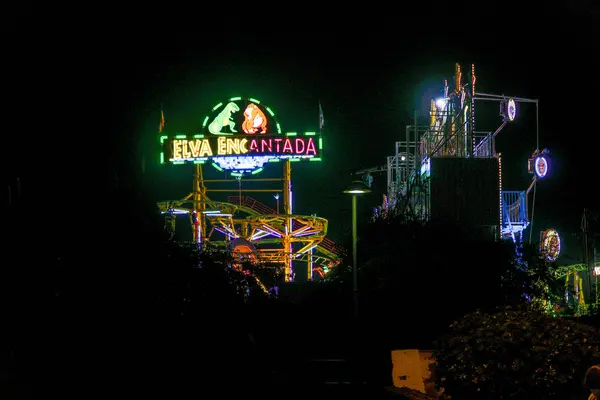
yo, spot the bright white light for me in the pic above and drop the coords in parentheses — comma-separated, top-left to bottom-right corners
(507, 98, 516, 121)
(212, 156, 271, 171)
(346, 189, 367, 194)
(420, 158, 431, 176)
(435, 98, 446, 109)
(400, 155, 406, 161)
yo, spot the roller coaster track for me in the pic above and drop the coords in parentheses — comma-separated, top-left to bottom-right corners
(157, 196, 344, 266)
(227, 196, 344, 260)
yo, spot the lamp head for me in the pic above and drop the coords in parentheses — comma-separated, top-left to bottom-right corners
(343, 180, 371, 195)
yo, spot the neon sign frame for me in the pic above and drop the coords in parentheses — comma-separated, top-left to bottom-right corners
(507, 98, 516, 121)
(158, 97, 322, 175)
(534, 155, 548, 178)
(540, 228, 561, 262)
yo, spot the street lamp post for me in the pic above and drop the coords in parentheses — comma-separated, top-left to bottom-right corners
(343, 180, 371, 318)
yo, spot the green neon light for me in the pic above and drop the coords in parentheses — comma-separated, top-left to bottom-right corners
(173, 161, 184, 165)
(289, 158, 300, 162)
(251, 167, 264, 175)
(193, 160, 205, 164)
(319, 137, 323, 149)
(208, 102, 240, 135)
(304, 132, 316, 136)
(211, 162, 224, 171)
(231, 172, 243, 177)
(286, 132, 297, 136)
(160, 135, 168, 143)
(175, 134, 187, 139)
(268, 159, 280, 162)
(197, 97, 284, 154)
(309, 157, 322, 162)
(160, 153, 164, 164)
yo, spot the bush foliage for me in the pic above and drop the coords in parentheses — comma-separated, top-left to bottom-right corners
(433, 307, 600, 399)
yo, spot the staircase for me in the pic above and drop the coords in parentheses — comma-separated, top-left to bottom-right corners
(501, 191, 529, 239)
(228, 196, 276, 216)
(228, 196, 343, 256)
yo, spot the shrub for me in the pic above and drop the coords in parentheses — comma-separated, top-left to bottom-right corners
(433, 307, 600, 399)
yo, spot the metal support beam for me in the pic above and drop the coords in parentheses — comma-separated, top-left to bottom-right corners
(283, 159, 293, 281)
(201, 178, 284, 183)
(205, 189, 282, 192)
(352, 194, 358, 318)
(475, 93, 539, 104)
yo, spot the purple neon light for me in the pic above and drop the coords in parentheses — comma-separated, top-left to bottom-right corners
(214, 226, 235, 239)
(261, 225, 282, 238)
(534, 156, 548, 178)
(295, 230, 322, 237)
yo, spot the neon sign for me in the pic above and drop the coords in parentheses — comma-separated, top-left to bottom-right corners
(540, 228, 561, 262)
(507, 98, 516, 121)
(159, 97, 322, 174)
(534, 155, 548, 178)
(164, 134, 318, 159)
(528, 149, 550, 178)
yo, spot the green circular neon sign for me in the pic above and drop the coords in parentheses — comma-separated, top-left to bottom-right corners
(201, 97, 282, 175)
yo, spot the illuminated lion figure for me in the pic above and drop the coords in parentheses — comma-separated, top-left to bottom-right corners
(242, 103, 267, 134)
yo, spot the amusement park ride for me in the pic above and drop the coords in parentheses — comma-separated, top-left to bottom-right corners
(353, 62, 598, 313)
(355, 63, 547, 245)
(154, 69, 597, 309)
(157, 97, 341, 286)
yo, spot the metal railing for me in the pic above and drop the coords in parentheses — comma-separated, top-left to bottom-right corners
(227, 196, 343, 256)
(473, 134, 492, 158)
(502, 191, 527, 227)
(420, 131, 493, 159)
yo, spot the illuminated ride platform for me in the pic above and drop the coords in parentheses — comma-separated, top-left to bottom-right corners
(537, 228, 599, 317)
(357, 63, 546, 246)
(157, 96, 342, 284)
(543, 261, 600, 317)
(156, 176, 342, 283)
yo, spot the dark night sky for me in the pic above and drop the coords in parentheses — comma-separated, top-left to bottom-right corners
(3, 4, 599, 262)
(2, 8, 599, 394)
